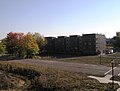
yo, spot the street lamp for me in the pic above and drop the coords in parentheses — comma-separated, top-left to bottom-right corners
(111, 60, 114, 90)
(100, 52, 102, 64)
(99, 50, 102, 64)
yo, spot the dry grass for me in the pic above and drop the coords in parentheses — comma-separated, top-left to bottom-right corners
(58, 56, 112, 66)
(42, 53, 120, 67)
(0, 61, 119, 91)
(0, 71, 26, 91)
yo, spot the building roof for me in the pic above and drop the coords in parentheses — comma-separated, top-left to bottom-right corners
(58, 36, 67, 38)
(69, 35, 81, 37)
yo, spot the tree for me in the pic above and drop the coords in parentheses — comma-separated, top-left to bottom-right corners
(112, 36, 120, 51)
(6, 32, 39, 58)
(0, 42, 5, 54)
(33, 32, 47, 54)
(0, 38, 7, 54)
(6, 32, 24, 57)
(23, 33, 39, 58)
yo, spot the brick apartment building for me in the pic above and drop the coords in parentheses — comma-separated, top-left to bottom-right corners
(45, 33, 106, 55)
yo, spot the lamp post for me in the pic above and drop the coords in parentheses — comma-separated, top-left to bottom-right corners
(100, 53, 101, 64)
(99, 50, 102, 65)
(111, 60, 114, 90)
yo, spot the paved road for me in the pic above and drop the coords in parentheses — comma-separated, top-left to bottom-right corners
(106, 67, 120, 76)
(11, 59, 113, 76)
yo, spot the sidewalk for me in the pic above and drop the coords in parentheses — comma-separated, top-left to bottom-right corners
(88, 75, 120, 91)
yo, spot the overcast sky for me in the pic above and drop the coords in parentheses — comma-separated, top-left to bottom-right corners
(0, 0, 120, 39)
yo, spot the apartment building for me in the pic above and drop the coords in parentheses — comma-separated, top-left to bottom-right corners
(82, 34, 106, 55)
(55, 36, 67, 53)
(65, 37, 70, 53)
(69, 35, 82, 54)
(78, 36, 82, 53)
(45, 33, 106, 55)
(45, 37, 55, 54)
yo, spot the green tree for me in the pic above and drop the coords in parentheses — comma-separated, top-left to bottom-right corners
(0, 38, 7, 54)
(112, 36, 120, 51)
(1, 38, 7, 46)
(33, 32, 46, 54)
(0, 42, 5, 54)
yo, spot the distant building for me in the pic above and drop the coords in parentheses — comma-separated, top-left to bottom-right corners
(45, 33, 107, 55)
(82, 34, 106, 55)
(55, 36, 67, 53)
(78, 36, 82, 54)
(69, 35, 82, 54)
(65, 37, 70, 53)
(45, 37, 55, 54)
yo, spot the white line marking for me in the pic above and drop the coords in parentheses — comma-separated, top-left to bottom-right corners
(104, 67, 117, 75)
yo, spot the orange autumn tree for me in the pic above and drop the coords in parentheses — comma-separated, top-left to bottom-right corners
(23, 33, 39, 58)
(6, 32, 39, 58)
(6, 32, 24, 57)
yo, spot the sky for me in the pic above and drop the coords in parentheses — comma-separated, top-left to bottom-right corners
(0, 0, 120, 39)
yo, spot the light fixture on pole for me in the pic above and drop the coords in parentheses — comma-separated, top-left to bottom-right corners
(111, 59, 114, 90)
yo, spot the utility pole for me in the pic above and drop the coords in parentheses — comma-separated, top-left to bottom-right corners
(111, 60, 114, 90)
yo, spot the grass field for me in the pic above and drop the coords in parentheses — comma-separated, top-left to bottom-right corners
(41, 53, 120, 67)
(0, 61, 119, 91)
(58, 56, 112, 66)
